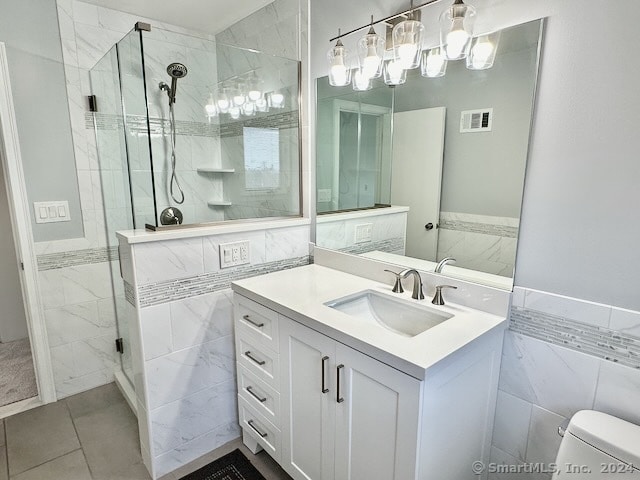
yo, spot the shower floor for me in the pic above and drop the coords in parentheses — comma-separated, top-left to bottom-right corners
(0, 338, 37, 407)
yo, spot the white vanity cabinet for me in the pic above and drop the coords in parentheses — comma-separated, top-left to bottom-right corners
(233, 286, 503, 480)
(279, 317, 421, 480)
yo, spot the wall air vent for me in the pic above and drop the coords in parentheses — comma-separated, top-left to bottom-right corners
(460, 108, 493, 133)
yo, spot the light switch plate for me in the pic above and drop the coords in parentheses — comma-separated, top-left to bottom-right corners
(220, 240, 250, 268)
(354, 223, 373, 244)
(34, 201, 70, 224)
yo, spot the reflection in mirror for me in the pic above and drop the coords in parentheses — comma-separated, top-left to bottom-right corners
(315, 19, 544, 290)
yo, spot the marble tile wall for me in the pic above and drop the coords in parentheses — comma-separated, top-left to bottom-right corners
(126, 223, 310, 478)
(437, 211, 519, 278)
(489, 287, 640, 480)
(316, 210, 407, 255)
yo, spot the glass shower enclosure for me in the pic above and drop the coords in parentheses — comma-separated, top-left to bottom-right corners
(89, 24, 301, 387)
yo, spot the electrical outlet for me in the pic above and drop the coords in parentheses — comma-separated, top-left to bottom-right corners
(354, 223, 373, 244)
(219, 240, 251, 268)
(34, 201, 70, 224)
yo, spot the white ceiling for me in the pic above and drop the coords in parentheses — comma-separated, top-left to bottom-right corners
(80, 0, 274, 35)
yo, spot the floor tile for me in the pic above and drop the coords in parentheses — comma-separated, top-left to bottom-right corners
(5, 401, 80, 476)
(73, 401, 143, 479)
(65, 382, 125, 419)
(0, 447, 7, 480)
(11, 450, 90, 480)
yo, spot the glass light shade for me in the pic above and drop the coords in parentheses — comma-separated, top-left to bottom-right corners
(327, 40, 352, 86)
(466, 31, 501, 70)
(383, 59, 407, 86)
(421, 47, 448, 78)
(357, 27, 385, 79)
(247, 72, 263, 101)
(242, 102, 256, 116)
(352, 68, 372, 91)
(228, 106, 241, 120)
(392, 18, 425, 70)
(439, 0, 476, 60)
(255, 97, 269, 112)
(268, 91, 285, 109)
(204, 95, 217, 117)
(216, 89, 230, 113)
(232, 86, 246, 107)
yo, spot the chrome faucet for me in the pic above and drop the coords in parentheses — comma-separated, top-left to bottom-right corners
(385, 269, 424, 300)
(432, 285, 457, 305)
(435, 257, 456, 273)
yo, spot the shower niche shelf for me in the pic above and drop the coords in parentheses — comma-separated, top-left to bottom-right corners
(197, 167, 235, 174)
(207, 199, 233, 207)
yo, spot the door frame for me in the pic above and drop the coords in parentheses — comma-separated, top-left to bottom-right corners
(0, 42, 56, 416)
(331, 99, 392, 211)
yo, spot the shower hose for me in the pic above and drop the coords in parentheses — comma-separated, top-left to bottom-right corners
(169, 101, 185, 204)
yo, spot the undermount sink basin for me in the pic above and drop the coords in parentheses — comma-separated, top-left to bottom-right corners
(325, 290, 453, 337)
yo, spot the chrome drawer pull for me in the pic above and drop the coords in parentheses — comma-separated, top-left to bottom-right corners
(246, 386, 267, 403)
(243, 314, 264, 328)
(248, 419, 268, 438)
(337, 364, 345, 403)
(245, 351, 266, 366)
(321, 356, 329, 394)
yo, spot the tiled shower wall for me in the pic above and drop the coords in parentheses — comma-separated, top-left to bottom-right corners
(489, 287, 640, 480)
(120, 223, 310, 477)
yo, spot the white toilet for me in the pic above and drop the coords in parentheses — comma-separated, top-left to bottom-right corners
(553, 410, 640, 478)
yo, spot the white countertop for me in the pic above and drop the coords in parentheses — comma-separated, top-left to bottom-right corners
(232, 264, 507, 380)
(117, 217, 310, 244)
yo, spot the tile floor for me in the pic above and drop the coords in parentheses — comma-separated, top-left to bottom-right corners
(0, 383, 291, 480)
(0, 339, 37, 408)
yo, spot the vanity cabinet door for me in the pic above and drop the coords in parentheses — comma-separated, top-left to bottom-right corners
(334, 342, 421, 480)
(280, 318, 336, 480)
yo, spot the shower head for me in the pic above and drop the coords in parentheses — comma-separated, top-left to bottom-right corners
(167, 63, 188, 79)
(164, 63, 188, 105)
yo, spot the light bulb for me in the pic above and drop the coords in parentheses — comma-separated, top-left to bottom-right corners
(397, 43, 419, 69)
(328, 38, 352, 86)
(422, 48, 448, 78)
(242, 102, 255, 116)
(357, 26, 385, 79)
(229, 106, 240, 120)
(232, 92, 246, 107)
(269, 92, 284, 108)
(439, 0, 476, 60)
(216, 91, 230, 113)
(467, 32, 500, 70)
(362, 54, 379, 78)
(255, 97, 268, 112)
(446, 18, 471, 59)
(204, 97, 217, 117)
(353, 69, 371, 91)
(248, 89, 262, 102)
(384, 60, 406, 86)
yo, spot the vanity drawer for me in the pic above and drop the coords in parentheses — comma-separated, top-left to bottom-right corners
(235, 295, 279, 352)
(239, 395, 281, 462)
(237, 364, 280, 426)
(236, 334, 280, 389)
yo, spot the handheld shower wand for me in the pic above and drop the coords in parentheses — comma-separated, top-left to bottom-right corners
(158, 63, 188, 204)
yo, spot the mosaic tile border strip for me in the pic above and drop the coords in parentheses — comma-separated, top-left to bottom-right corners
(136, 255, 310, 308)
(510, 306, 640, 369)
(86, 110, 298, 138)
(37, 246, 119, 271)
(340, 237, 405, 256)
(439, 218, 519, 238)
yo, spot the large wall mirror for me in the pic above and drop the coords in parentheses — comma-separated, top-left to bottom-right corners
(315, 19, 544, 290)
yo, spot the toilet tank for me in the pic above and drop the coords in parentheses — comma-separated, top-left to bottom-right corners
(553, 410, 640, 479)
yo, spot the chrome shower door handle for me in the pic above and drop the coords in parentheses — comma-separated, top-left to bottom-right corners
(321, 356, 329, 393)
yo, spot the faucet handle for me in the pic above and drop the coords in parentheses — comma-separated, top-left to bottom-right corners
(384, 270, 404, 293)
(432, 284, 458, 305)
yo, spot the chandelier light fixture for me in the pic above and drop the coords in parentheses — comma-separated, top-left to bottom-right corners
(327, 0, 497, 90)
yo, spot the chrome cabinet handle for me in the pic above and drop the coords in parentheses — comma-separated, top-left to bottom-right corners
(337, 364, 344, 403)
(244, 351, 266, 366)
(243, 314, 265, 328)
(247, 419, 268, 438)
(321, 356, 329, 394)
(246, 386, 267, 403)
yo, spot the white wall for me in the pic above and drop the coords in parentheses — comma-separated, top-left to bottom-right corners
(0, 161, 28, 342)
(311, 0, 640, 311)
